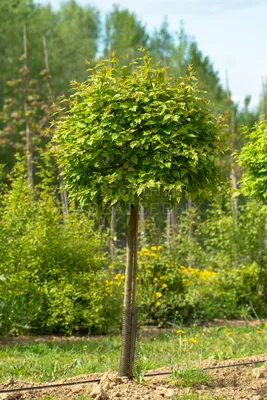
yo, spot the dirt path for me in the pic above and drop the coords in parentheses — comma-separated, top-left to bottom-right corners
(1, 353, 267, 400)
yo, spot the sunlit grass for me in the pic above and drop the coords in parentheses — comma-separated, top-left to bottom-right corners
(0, 324, 267, 383)
(174, 393, 223, 400)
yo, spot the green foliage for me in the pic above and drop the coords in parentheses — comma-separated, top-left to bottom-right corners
(114, 198, 267, 326)
(1, 159, 267, 333)
(104, 5, 148, 63)
(238, 121, 267, 203)
(0, 160, 121, 335)
(0, 0, 99, 104)
(53, 54, 223, 209)
(149, 18, 173, 66)
(133, 365, 146, 384)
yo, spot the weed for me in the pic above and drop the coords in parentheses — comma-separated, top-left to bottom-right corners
(170, 368, 210, 388)
(174, 391, 223, 399)
(133, 365, 146, 384)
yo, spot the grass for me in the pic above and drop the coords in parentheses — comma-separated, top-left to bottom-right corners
(0, 324, 267, 383)
(170, 367, 210, 388)
(174, 393, 223, 400)
(41, 396, 91, 400)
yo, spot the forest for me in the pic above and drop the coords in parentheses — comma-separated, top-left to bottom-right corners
(0, 0, 267, 340)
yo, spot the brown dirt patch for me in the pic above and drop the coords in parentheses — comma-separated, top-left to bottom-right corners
(1, 319, 266, 347)
(203, 318, 267, 328)
(1, 354, 267, 400)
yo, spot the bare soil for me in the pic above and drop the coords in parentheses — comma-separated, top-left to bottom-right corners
(1, 353, 267, 400)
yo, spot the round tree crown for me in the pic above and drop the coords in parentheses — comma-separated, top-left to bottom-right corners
(52, 53, 223, 207)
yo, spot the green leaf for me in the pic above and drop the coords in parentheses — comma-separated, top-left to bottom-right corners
(131, 154, 138, 164)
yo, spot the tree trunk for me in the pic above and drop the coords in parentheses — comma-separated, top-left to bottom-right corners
(43, 35, 69, 216)
(166, 208, 171, 239)
(260, 77, 266, 121)
(110, 205, 117, 261)
(188, 193, 193, 239)
(139, 204, 145, 236)
(226, 71, 238, 226)
(23, 25, 33, 190)
(119, 204, 138, 377)
(171, 205, 177, 231)
(167, 207, 176, 240)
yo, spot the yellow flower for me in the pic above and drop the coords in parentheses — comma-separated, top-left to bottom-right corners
(151, 246, 157, 250)
(257, 329, 263, 334)
(108, 265, 114, 269)
(82, 345, 88, 349)
(156, 292, 162, 298)
(154, 277, 159, 282)
(142, 247, 149, 252)
(157, 245, 163, 250)
(190, 338, 197, 343)
(226, 330, 232, 337)
(162, 283, 168, 289)
(195, 333, 200, 338)
(151, 253, 158, 257)
(156, 301, 161, 307)
(176, 330, 185, 335)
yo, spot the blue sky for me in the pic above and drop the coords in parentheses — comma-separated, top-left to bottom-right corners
(38, 0, 267, 109)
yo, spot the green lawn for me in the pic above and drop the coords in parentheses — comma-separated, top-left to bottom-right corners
(0, 324, 267, 383)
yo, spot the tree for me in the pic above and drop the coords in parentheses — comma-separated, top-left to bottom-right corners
(104, 6, 148, 63)
(50, 0, 99, 95)
(149, 18, 173, 67)
(238, 121, 267, 203)
(52, 53, 223, 377)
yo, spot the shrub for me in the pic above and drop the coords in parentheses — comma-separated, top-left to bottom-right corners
(0, 161, 121, 335)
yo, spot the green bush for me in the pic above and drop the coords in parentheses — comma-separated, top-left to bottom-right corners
(1, 160, 267, 334)
(0, 161, 122, 335)
(116, 244, 267, 326)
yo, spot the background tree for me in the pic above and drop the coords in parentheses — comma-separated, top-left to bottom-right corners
(50, 0, 99, 95)
(238, 121, 267, 203)
(149, 18, 173, 67)
(104, 6, 148, 63)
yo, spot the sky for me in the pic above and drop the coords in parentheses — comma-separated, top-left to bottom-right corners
(38, 0, 267, 109)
